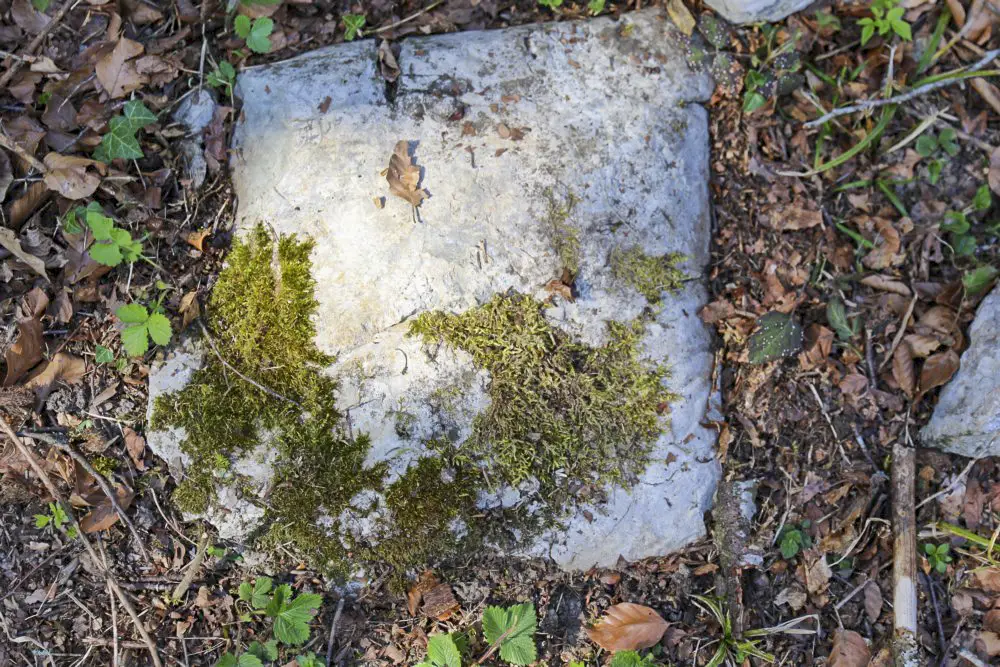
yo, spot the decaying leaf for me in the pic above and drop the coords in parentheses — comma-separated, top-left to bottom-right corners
(6, 181, 50, 230)
(990, 145, 1000, 195)
(584, 602, 669, 651)
(0, 149, 12, 203)
(891, 342, 917, 398)
(25, 352, 86, 400)
(863, 582, 882, 624)
(96, 37, 147, 99)
(666, 0, 696, 36)
(3, 317, 44, 386)
(385, 140, 427, 208)
(862, 218, 902, 270)
(407, 570, 439, 616)
(179, 290, 200, 328)
(828, 629, 871, 667)
(860, 274, 910, 296)
(918, 349, 959, 397)
(80, 485, 133, 533)
(0, 227, 48, 279)
(768, 203, 822, 231)
(123, 426, 147, 471)
(378, 39, 400, 82)
(798, 323, 833, 370)
(185, 228, 211, 251)
(971, 567, 1000, 593)
(42, 153, 106, 199)
(903, 333, 941, 358)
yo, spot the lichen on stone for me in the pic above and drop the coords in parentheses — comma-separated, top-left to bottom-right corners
(610, 245, 687, 304)
(408, 293, 677, 504)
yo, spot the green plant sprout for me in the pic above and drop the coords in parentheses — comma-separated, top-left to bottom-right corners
(826, 298, 859, 341)
(207, 61, 237, 97)
(940, 184, 993, 258)
(692, 595, 816, 666)
(587, 0, 605, 14)
(342, 14, 366, 41)
(94, 100, 156, 162)
(117, 303, 172, 357)
(923, 542, 952, 573)
(34, 502, 78, 539)
(66, 203, 144, 267)
(858, 0, 911, 46)
(777, 521, 813, 559)
(416, 634, 466, 667)
(419, 603, 537, 666)
(742, 24, 801, 114)
(538, 0, 563, 8)
(609, 650, 658, 667)
(217, 577, 323, 666)
(915, 128, 958, 185)
(235, 16, 273, 54)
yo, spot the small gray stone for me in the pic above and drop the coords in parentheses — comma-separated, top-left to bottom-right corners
(702, 0, 815, 24)
(173, 90, 218, 136)
(921, 287, 1000, 458)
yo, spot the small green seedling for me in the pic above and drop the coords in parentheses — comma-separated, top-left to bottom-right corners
(95, 345, 115, 364)
(538, 0, 563, 8)
(342, 14, 366, 41)
(742, 24, 802, 115)
(416, 634, 465, 667)
(743, 69, 768, 113)
(916, 128, 958, 185)
(778, 521, 813, 560)
(94, 100, 156, 162)
(218, 577, 324, 666)
(587, 0, 605, 14)
(34, 502, 78, 539)
(117, 303, 172, 357)
(483, 603, 537, 665)
(609, 650, 658, 667)
(814, 11, 841, 32)
(207, 61, 237, 97)
(923, 542, 952, 573)
(31, 0, 50, 10)
(963, 264, 998, 294)
(235, 16, 273, 54)
(826, 298, 858, 341)
(69, 204, 143, 267)
(691, 595, 776, 665)
(858, 0, 911, 46)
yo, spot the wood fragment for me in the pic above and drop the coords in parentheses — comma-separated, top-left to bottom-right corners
(891, 437, 920, 667)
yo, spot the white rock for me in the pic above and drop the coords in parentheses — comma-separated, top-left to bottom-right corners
(150, 9, 720, 569)
(702, 0, 815, 24)
(921, 287, 1000, 458)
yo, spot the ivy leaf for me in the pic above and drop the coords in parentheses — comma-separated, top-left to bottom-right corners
(483, 603, 537, 666)
(273, 592, 322, 645)
(427, 634, 462, 667)
(100, 116, 144, 161)
(123, 100, 156, 133)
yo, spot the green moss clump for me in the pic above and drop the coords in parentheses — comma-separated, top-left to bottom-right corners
(610, 246, 687, 304)
(409, 293, 675, 502)
(545, 190, 581, 273)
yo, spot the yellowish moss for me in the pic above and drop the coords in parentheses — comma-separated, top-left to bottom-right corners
(409, 293, 676, 502)
(545, 189, 581, 274)
(610, 246, 687, 304)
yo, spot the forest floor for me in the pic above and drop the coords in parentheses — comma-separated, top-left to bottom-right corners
(1, 0, 1000, 664)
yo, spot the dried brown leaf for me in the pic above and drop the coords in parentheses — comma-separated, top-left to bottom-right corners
(584, 603, 669, 651)
(179, 290, 200, 329)
(95, 37, 147, 98)
(6, 181, 50, 230)
(768, 203, 822, 231)
(666, 0, 696, 35)
(978, 631, 1000, 657)
(0, 149, 12, 203)
(860, 274, 911, 296)
(385, 140, 426, 208)
(25, 352, 86, 401)
(11, 0, 49, 34)
(3, 318, 43, 386)
(42, 153, 105, 200)
(903, 333, 941, 357)
(407, 570, 438, 616)
(918, 349, 960, 396)
(863, 582, 882, 623)
(79, 485, 132, 533)
(185, 228, 211, 251)
(828, 629, 871, 667)
(0, 226, 48, 279)
(971, 567, 1000, 592)
(990, 145, 1000, 195)
(378, 40, 400, 83)
(862, 218, 902, 270)
(123, 426, 146, 470)
(798, 324, 833, 370)
(892, 342, 917, 398)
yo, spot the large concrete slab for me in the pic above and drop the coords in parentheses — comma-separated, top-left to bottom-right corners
(152, 9, 719, 569)
(921, 287, 1000, 458)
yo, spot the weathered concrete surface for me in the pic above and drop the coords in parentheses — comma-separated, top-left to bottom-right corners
(703, 0, 814, 24)
(151, 9, 719, 569)
(921, 287, 1000, 458)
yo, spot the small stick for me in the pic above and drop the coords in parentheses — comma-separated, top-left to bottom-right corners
(879, 291, 918, 372)
(921, 572, 947, 661)
(0, 418, 163, 667)
(171, 531, 210, 601)
(891, 433, 920, 666)
(199, 321, 304, 410)
(23, 431, 151, 563)
(325, 597, 345, 667)
(805, 48, 1000, 128)
(0, 0, 80, 90)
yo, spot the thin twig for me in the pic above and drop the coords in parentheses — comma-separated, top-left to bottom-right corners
(0, 418, 163, 667)
(373, 0, 445, 34)
(22, 431, 151, 562)
(198, 320, 303, 409)
(805, 48, 1000, 128)
(921, 572, 948, 662)
(917, 456, 980, 509)
(171, 531, 210, 601)
(0, 0, 80, 90)
(879, 291, 918, 372)
(476, 619, 520, 665)
(325, 597, 345, 667)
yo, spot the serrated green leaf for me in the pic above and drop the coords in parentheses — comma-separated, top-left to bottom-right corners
(610, 651, 648, 667)
(34, 514, 51, 528)
(246, 18, 273, 54)
(234, 14, 252, 38)
(89, 241, 123, 267)
(50, 503, 68, 529)
(121, 324, 150, 357)
(117, 303, 149, 324)
(265, 583, 292, 617)
(86, 211, 114, 240)
(146, 312, 172, 346)
(483, 603, 536, 665)
(427, 634, 461, 667)
(251, 577, 273, 609)
(262, 640, 279, 661)
(963, 265, 998, 294)
(95, 345, 114, 364)
(237, 655, 263, 667)
(123, 100, 157, 133)
(217, 653, 239, 667)
(748, 311, 802, 363)
(238, 581, 253, 603)
(273, 592, 322, 645)
(294, 653, 323, 667)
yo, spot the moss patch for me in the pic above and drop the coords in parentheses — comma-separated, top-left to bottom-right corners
(545, 189, 581, 274)
(610, 246, 687, 304)
(409, 293, 676, 503)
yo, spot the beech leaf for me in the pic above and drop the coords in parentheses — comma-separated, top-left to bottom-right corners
(386, 140, 427, 208)
(918, 349, 960, 397)
(584, 603, 669, 652)
(828, 629, 871, 667)
(3, 317, 44, 386)
(891, 342, 917, 398)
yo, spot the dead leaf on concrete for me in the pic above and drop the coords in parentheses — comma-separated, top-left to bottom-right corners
(42, 153, 106, 199)
(385, 140, 427, 208)
(3, 318, 44, 386)
(95, 37, 147, 98)
(378, 40, 400, 82)
(0, 227, 48, 279)
(828, 629, 871, 667)
(585, 603, 669, 651)
(918, 349, 959, 397)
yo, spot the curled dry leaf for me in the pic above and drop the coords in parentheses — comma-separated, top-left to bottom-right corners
(407, 570, 439, 616)
(860, 274, 910, 296)
(185, 228, 211, 251)
(862, 218, 902, 270)
(25, 352, 86, 401)
(584, 602, 669, 651)
(385, 140, 427, 208)
(95, 38, 147, 99)
(863, 582, 882, 624)
(918, 349, 960, 397)
(892, 342, 917, 398)
(0, 226, 48, 279)
(80, 485, 133, 533)
(768, 203, 822, 231)
(378, 40, 400, 82)
(903, 333, 941, 358)
(3, 318, 44, 386)
(42, 153, 106, 199)
(828, 629, 871, 667)
(179, 290, 200, 328)
(123, 426, 146, 470)
(798, 323, 833, 370)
